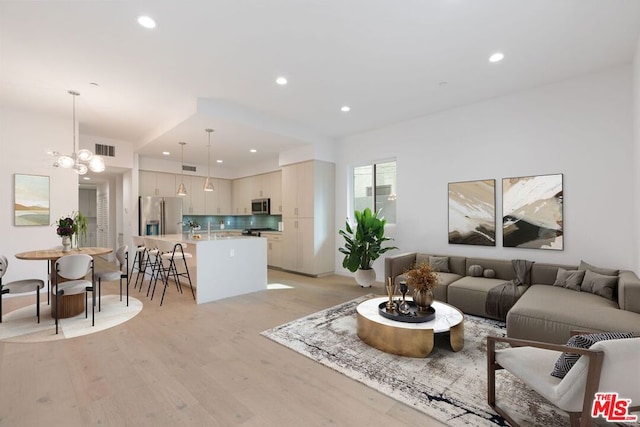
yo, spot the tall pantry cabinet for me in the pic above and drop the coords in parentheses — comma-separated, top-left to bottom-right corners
(281, 160, 335, 276)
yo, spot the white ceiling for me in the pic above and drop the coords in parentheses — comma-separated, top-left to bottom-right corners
(2, 0, 640, 170)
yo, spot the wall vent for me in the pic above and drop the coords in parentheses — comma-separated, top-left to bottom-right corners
(183, 165, 197, 172)
(95, 143, 116, 157)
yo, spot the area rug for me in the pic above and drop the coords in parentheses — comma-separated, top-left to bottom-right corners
(261, 295, 568, 427)
(0, 295, 143, 343)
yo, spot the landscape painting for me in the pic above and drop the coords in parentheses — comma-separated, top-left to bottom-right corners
(502, 173, 563, 250)
(448, 179, 496, 246)
(14, 174, 50, 226)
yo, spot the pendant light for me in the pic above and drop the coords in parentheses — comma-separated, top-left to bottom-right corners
(203, 128, 215, 192)
(176, 142, 187, 196)
(51, 90, 105, 175)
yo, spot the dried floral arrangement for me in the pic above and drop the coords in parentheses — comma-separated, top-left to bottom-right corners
(405, 262, 439, 291)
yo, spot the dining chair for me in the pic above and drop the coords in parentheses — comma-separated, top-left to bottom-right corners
(54, 254, 94, 334)
(0, 255, 45, 323)
(487, 333, 640, 427)
(94, 245, 129, 309)
(130, 236, 147, 291)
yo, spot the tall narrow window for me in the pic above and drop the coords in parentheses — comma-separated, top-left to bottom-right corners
(352, 160, 396, 223)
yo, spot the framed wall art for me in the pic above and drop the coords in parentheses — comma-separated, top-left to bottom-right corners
(448, 179, 496, 246)
(502, 173, 563, 250)
(14, 174, 50, 226)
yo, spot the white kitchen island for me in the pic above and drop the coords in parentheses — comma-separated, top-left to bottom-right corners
(145, 233, 267, 304)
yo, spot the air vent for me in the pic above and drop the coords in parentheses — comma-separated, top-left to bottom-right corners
(95, 143, 115, 157)
(183, 165, 197, 172)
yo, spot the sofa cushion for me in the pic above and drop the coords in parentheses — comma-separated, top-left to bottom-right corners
(447, 276, 524, 320)
(550, 332, 634, 379)
(429, 256, 450, 273)
(552, 268, 585, 291)
(579, 260, 619, 277)
(581, 270, 617, 301)
(393, 271, 461, 303)
(531, 263, 579, 286)
(483, 269, 496, 278)
(415, 254, 467, 276)
(466, 257, 516, 281)
(468, 264, 483, 277)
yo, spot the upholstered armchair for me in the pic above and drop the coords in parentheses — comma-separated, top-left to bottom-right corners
(487, 334, 640, 427)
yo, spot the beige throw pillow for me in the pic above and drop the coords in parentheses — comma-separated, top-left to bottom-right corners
(552, 268, 585, 291)
(581, 269, 618, 300)
(429, 256, 450, 273)
(578, 260, 619, 277)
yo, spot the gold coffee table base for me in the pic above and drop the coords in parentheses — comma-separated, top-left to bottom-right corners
(356, 298, 465, 358)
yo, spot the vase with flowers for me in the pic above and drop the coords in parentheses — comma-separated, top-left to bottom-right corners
(405, 262, 439, 312)
(55, 215, 75, 252)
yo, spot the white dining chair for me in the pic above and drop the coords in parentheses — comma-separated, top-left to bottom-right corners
(94, 245, 129, 309)
(54, 254, 94, 334)
(0, 255, 45, 323)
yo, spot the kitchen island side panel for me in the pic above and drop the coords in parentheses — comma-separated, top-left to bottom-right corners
(194, 237, 268, 303)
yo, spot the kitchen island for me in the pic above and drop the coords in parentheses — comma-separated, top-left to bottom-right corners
(144, 233, 267, 304)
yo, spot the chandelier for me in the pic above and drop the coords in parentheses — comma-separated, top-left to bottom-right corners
(51, 90, 105, 175)
(203, 128, 215, 192)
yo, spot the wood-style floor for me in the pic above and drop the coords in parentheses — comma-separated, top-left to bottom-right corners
(0, 264, 446, 426)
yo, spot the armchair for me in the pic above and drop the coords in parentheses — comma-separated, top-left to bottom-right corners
(487, 334, 640, 427)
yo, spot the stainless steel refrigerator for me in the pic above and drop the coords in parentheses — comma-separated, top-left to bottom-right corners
(139, 196, 184, 236)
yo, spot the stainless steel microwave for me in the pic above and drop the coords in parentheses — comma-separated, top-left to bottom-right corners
(251, 198, 270, 215)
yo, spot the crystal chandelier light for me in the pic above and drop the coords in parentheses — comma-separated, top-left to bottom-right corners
(177, 142, 188, 196)
(52, 90, 105, 175)
(203, 128, 215, 192)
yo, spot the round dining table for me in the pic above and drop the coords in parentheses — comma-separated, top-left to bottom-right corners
(15, 247, 112, 319)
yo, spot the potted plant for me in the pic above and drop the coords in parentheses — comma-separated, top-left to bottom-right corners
(405, 262, 439, 312)
(339, 208, 397, 287)
(55, 215, 75, 252)
(73, 211, 88, 249)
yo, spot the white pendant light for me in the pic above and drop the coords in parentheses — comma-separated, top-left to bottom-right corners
(51, 90, 105, 175)
(203, 128, 215, 192)
(177, 142, 187, 196)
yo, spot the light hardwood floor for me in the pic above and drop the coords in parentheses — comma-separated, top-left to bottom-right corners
(0, 265, 446, 426)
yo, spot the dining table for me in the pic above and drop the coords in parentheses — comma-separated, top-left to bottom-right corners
(15, 247, 113, 319)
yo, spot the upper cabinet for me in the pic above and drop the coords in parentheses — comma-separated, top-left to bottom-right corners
(282, 161, 314, 217)
(268, 171, 282, 215)
(231, 177, 252, 215)
(139, 171, 177, 197)
(205, 178, 232, 215)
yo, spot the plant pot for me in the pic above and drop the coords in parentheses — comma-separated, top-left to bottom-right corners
(61, 236, 72, 253)
(355, 268, 376, 287)
(413, 288, 434, 312)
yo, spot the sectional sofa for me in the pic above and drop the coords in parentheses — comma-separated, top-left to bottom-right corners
(384, 253, 640, 344)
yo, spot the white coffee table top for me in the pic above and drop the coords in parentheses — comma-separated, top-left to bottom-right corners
(356, 297, 464, 333)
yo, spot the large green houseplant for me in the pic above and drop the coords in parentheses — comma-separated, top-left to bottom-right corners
(339, 208, 397, 287)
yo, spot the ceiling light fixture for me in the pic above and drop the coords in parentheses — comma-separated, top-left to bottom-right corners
(216, 160, 223, 163)
(250, 149, 257, 153)
(203, 129, 215, 192)
(51, 90, 105, 175)
(137, 16, 156, 28)
(341, 106, 351, 112)
(276, 77, 288, 85)
(162, 151, 170, 155)
(489, 52, 504, 63)
(176, 142, 187, 196)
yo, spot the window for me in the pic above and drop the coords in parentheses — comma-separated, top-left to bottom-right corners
(353, 160, 396, 223)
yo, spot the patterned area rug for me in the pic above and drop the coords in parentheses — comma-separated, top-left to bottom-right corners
(261, 295, 569, 427)
(0, 295, 143, 343)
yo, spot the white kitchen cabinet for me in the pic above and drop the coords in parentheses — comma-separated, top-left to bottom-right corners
(139, 170, 157, 196)
(140, 171, 178, 197)
(204, 178, 232, 215)
(157, 173, 177, 197)
(281, 160, 335, 276)
(264, 233, 282, 268)
(190, 176, 206, 215)
(231, 176, 251, 215)
(268, 171, 282, 215)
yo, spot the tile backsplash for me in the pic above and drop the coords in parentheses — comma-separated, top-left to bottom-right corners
(182, 214, 282, 232)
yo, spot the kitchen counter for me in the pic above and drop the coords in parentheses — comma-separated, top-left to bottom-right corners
(143, 234, 267, 304)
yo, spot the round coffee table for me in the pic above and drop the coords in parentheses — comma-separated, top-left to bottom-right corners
(356, 297, 464, 357)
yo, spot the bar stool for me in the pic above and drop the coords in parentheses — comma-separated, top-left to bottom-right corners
(130, 236, 147, 291)
(94, 245, 129, 309)
(152, 240, 195, 305)
(0, 255, 45, 323)
(142, 237, 161, 297)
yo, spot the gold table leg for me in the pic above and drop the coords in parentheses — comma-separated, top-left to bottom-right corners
(357, 313, 435, 358)
(449, 321, 464, 352)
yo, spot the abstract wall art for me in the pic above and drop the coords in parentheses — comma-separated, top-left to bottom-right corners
(502, 173, 563, 250)
(448, 179, 496, 246)
(14, 174, 50, 226)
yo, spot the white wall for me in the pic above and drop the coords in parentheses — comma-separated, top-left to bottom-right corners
(0, 107, 79, 282)
(633, 34, 640, 271)
(336, 66, 636, 280)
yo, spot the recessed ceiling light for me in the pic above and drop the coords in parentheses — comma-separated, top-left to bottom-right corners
(83, 177, 91, 180)
(137, 16, 156, 29)
(489, 52, 504, 63)
(438, 81, 449, 87)
(341, 106, 351, 112)
(162, 151, 170, 155)
(216, 160, 223, 163)
(276, 77, 288, 85)
(250, 149, 257, 153)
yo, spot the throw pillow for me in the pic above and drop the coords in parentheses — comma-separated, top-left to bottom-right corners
(578, 260, 619, 277)
(552, 268, 585, 291)
(551, 332, 634, 379)
(581, 269, 618, 300)
(429, 256, 450, 273)
(483, 269, 496, 278)
(468, 264, 483, 277)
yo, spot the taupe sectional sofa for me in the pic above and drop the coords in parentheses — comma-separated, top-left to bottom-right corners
(384, 253, 640, 344)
